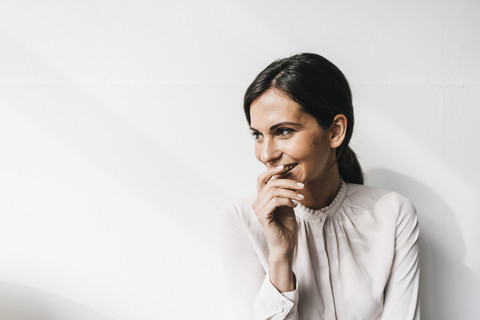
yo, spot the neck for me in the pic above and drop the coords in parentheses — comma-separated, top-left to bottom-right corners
(301, 165, 342, 210)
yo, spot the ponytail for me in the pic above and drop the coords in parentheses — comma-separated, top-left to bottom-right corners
(337, 146, 364, 185)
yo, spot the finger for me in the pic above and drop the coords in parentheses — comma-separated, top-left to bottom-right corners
(261, 198, 297, 221)
(257, 165, 285, 192)
(259, 179, 304, 201)
(255, 187, 303, 213)
(256, 196, 296, 222)
(265, 188, 304, 204)
(265, 178, 304, 192)
(254, 189, 298, 211)
(257, 179, 304, 209)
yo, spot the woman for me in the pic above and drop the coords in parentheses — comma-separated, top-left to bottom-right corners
(219, 53, 419, 319)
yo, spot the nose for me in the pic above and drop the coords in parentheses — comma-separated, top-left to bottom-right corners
(259, 137, 281, 165)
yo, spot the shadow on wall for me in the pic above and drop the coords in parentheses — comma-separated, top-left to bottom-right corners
(0, 282, 113, 320)
(366, 168, 480, 320)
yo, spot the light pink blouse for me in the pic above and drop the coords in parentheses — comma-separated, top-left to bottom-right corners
(219, 182, 420, 320)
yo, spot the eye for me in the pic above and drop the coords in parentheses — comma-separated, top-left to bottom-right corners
(251, 131, 263, 140)
(276, 127, 294, 137)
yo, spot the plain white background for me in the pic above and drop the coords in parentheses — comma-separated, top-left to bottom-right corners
(0, 0, 479, 319)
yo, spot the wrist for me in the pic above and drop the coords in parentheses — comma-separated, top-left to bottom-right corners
(268, 251, 295, 293)
(268, 250, 294, 267)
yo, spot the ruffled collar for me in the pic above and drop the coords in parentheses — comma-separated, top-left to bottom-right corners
(295, 180, 347, 222)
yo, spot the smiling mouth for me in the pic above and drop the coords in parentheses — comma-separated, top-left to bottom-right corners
(281, 163, 298, 174)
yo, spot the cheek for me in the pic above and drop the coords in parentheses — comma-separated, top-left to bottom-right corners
(288, 139, 318, 162)
(294, 139, 330, 167)
(254, 144, 262, 162)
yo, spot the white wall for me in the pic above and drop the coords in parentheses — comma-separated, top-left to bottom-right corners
(0, 1, 479, 319)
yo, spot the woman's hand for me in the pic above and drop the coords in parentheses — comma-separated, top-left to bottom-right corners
(253, 165, 304, 292)
(252, 165, 304, 257)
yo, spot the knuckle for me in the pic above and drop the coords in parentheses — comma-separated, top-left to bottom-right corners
(273, 197, 281, 205)
(267, 189, 275, 198)
(269, 179, 278, 186)
(271, 189, 280, 197)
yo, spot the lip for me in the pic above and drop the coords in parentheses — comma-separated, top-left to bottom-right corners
(271, 163, 298, 180)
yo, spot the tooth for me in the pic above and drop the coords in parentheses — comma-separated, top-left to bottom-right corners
(280, 164, 296, 174)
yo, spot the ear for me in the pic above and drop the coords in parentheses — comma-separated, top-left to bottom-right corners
(329, 114, 347, 149)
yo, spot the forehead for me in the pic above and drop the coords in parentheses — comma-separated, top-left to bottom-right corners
(250, 89, 308, 128)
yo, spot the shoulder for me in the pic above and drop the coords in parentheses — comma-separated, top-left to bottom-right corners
(218, 195, 259, 229)
(219, 194, 256, 218)
(345, 183, 417, 222)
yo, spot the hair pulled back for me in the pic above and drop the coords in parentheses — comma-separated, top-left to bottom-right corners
(244, 53, 363, 185)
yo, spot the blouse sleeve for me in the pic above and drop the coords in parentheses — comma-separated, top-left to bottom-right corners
(381, 197, 420, 320)
(218, 201, 299, 320)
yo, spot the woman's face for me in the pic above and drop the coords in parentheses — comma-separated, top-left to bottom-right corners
(249, 88, 338, 186)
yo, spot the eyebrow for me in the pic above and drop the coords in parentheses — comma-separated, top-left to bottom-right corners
(250, 122, 303, 132)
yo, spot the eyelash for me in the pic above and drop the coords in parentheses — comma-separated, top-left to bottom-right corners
(276, 128, 294, 136)
(252, 132, 262, 140)
(251, 128, 294, 140)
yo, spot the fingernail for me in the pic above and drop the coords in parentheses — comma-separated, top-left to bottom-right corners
(297, 193, 304, 199)
(292, 200, 298, 207)
(276, 165, 283, 170)
(297, 182, 304, 188)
